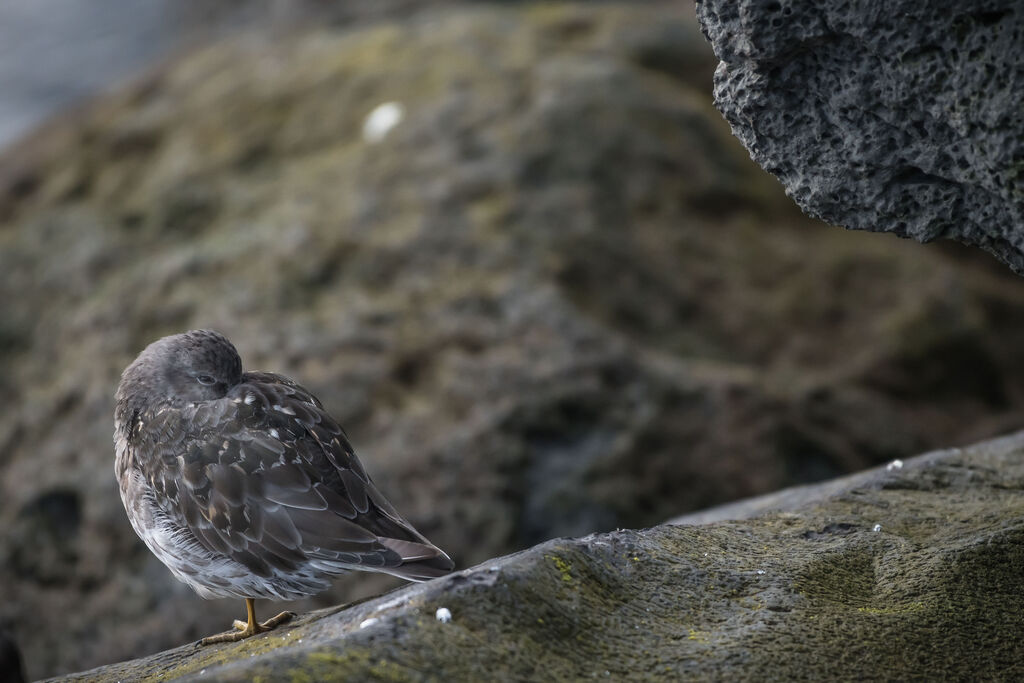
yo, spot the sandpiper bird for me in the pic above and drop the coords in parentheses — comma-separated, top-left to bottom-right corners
(114, 329, 454, 644)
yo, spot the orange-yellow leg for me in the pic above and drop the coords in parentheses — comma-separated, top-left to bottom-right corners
(200, 598, 294, 645)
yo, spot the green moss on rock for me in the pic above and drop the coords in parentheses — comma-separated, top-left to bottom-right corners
(51, 433, 1024, 681)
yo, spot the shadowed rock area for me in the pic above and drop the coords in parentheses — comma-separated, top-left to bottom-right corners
(696, 1, 1024, 271)
(53, 430, 1024, 681)
(5, 3, 1024, 679)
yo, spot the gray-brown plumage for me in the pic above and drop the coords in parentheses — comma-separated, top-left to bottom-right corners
(114, 330, 453, 643)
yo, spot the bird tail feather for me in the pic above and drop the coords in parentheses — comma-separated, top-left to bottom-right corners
(379, 537, 455, 581)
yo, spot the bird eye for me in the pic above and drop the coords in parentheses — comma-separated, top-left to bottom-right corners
(196, 374, 217, 386)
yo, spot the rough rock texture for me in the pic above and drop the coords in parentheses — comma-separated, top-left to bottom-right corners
(54, 430, 1024, 682)
(695, 1, 1024, 271)
(6, 3, 1024, 679)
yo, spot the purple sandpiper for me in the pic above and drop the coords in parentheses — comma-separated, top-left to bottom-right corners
(115, 330, 453, 644)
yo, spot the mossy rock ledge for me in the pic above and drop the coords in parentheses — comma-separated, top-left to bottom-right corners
(54, 430, 1024, 682)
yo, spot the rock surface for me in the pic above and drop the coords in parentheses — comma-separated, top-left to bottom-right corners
(6, 2, 1024, 679)
(696, 1, 1024, 271)
(54, 430, 1024, 681)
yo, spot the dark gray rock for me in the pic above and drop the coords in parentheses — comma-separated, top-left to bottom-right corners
(695, 1, 1024, 271)
(52, 430, 1024, 682)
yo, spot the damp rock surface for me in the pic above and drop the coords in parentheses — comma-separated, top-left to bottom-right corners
(53, 430, 1024, 682)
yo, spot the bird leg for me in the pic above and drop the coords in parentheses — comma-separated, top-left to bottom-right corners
(200, 598, 295, 645)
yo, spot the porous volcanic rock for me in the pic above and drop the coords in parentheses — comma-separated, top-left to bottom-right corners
(53, 431, 1024, 682)
(696, 1, 1024, 271)
(6, 3, 1024, 679)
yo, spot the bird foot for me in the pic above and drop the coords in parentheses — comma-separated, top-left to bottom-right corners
(200, 611, 295, 645)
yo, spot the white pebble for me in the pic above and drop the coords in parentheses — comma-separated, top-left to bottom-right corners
(435, 607, 452, 623)
(359, 617, 380, 629)
(363, 102, 404, 143)
(886, 459, 904, 471)
(872, 524, 882, 532)
(756, 569, 766, 575)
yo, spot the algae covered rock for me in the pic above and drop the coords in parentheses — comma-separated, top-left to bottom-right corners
(55, 430, 1024, 681)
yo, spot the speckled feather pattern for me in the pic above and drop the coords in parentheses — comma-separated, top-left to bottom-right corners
(114, 330, 453, 600)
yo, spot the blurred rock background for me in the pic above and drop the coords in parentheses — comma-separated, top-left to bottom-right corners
(3, 1, 1024, 679)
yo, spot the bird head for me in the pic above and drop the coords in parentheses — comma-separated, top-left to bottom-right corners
(116, 330, 243, 421)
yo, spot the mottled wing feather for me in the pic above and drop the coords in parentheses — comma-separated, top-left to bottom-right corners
(136, 372, 451, 580)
